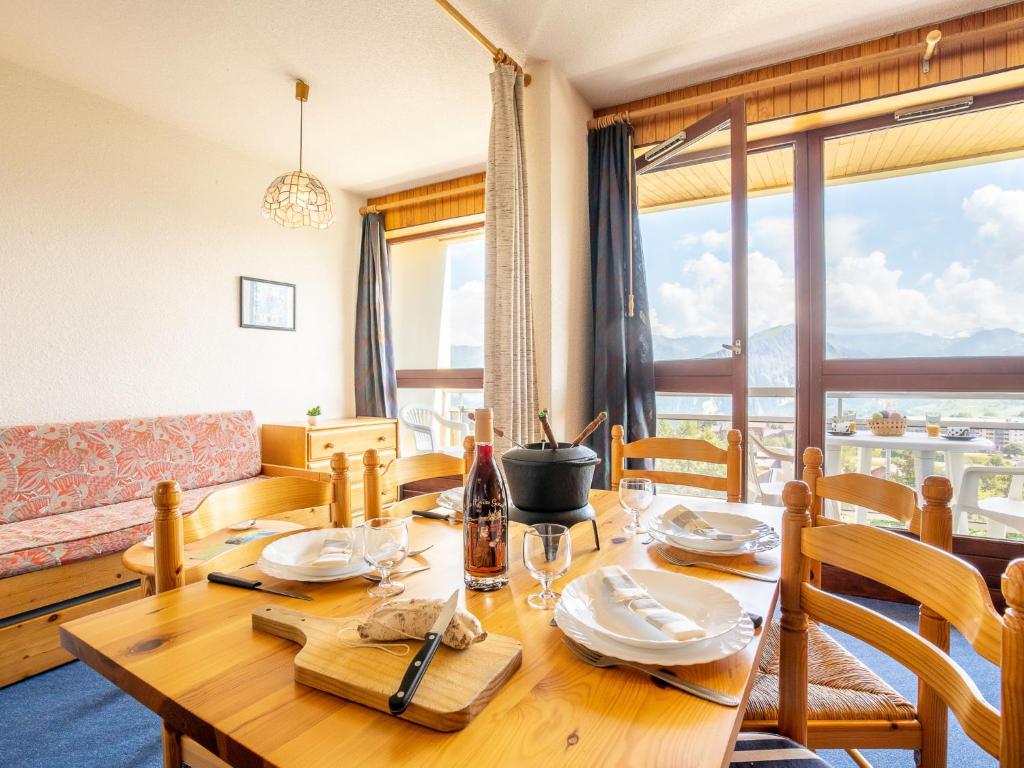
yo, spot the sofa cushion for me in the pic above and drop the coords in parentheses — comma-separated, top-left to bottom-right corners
(0, 411, 261, 524)
(0, 477, 265, 578)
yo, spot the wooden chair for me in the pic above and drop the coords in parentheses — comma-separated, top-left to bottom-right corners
(149, 454, 349, 768)
(609, 424, 742, 501)
(744, 446, 955, 768)
(352, 436, 475, 520)
(771, 479, 1024, 768)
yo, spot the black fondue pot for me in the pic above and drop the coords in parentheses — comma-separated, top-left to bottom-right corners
(501, 443, 600, 512)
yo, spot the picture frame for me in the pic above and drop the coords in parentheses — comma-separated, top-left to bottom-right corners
(239, 276, 296, 331)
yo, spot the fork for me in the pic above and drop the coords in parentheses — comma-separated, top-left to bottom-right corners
(561, 637, 738, 707)
(361, 566, 431, 582)
(656, 546, 778, 582)
(407, 544, 434, 558)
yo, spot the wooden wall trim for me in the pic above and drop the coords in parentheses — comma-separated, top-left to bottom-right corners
(595, 3, 1024, 146)
(366, 172, 485, 231)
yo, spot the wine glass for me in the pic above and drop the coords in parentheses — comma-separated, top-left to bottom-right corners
(523, 523, 571, 609)
(619, 477, 654, 535)
(363, 517, 409, 598)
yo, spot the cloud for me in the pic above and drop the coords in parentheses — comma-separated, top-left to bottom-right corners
(701, 228, 730, 251)
(963, 184, 1024, 241)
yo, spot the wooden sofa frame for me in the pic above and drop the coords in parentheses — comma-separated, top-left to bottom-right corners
(0, 461, 340, 688)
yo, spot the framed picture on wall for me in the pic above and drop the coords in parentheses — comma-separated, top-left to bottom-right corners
(239, 276, 296, 331)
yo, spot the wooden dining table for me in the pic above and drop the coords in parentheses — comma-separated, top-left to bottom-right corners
(60, 490, 783, 768)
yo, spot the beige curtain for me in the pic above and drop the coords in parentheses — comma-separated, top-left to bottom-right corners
(484, 61, 538, 448)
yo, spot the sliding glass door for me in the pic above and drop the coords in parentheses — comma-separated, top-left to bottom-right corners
(636, 100, 750, 496)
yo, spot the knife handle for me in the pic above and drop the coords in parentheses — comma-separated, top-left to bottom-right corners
(208, 572, 261, 590)
(412, 510, 451, 521)
(388, 631, 445, 716)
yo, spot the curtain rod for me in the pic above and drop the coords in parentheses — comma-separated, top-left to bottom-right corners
(360, 181, 486, 215)
(588, 18, 1024, 129)
(434, 0, 531, 86)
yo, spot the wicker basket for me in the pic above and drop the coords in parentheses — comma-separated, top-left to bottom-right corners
(868, 415, 907, 436)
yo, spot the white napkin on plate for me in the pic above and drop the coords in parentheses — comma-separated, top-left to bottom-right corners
(306, 536, 354, 567)
(601, 566, 705, 641)
(666, 505, 761, 542)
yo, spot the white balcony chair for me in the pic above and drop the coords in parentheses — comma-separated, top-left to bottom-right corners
(399, 404, 468, 455)
(954, 465, 1024, 538)
(748, 433, 794, 506)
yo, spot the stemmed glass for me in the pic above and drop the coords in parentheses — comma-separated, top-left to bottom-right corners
(363, 517, 409, 598)
(523, 524, 572, 609)
(619, 477, 654, 535)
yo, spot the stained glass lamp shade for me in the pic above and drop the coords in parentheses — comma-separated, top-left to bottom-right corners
(261, 80, 335, 230)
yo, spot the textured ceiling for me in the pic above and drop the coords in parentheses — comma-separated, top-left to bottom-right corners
(0, 0, 1005, 196)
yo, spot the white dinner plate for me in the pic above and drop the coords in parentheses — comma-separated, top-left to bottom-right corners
(256, 556, 373, 582)
(648, 526, 780, 556)
(259, 528, 367, 578)
(649, 508, 772, 552)
(556, 601, 755, 666)
(559, 567, 742, 650)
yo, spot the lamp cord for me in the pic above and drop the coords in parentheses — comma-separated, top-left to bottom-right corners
(298, 99, 304, 172)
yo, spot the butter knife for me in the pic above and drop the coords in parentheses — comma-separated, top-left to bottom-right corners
(388, 590, 460, 716)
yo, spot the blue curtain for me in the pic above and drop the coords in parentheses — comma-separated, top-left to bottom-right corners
(354, 212, 397, 418)
(588, 120, 657, 488)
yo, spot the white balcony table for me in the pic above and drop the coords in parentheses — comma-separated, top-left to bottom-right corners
(824, 431, 994, 525)
(60, 491, 782, 768)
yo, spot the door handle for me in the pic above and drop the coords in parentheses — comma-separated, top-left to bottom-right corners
(722, 340, 743, 355)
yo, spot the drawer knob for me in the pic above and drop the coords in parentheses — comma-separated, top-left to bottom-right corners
(377, 435, 386, 441)
(324, 442, 334, 449)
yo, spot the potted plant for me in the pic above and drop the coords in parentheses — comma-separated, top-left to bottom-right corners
(306, 406, 321, 427)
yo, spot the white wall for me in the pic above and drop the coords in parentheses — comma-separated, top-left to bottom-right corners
(0, 58, 363, 426)
(525, 61, 593, 441)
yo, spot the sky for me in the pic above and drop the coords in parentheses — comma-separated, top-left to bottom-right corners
(445, 236, 485, 348)
(639, 154, 1024, 354)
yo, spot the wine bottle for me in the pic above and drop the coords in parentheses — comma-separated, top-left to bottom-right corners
(463, 407, 509, 591)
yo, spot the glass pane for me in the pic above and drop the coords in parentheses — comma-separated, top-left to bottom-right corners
(822, 392, 1024, 541)
(823, 104, 1024, 358)
(391, 234, 484, 370)
(655, 393, 731, 497)
(638, 122, 733, 361)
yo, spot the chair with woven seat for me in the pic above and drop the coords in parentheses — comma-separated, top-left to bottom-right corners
(753, 480, 1024, 768)
(743, 447, 955, 768)
(610, 424, 742, 500)
(353, 437, 475, 520)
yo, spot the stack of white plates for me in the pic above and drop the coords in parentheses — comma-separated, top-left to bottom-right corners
(648, 506, 779, 556)
(256, 528, 371, 582)
(437, 486, 464, 513)
(555, 568, 754, 665)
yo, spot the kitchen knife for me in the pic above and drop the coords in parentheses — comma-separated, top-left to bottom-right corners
(388, 590, 460, 716)
(207, 572, 313, 601)
(412, 509, 458, 522)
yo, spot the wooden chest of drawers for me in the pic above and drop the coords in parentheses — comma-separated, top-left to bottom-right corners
(261, 417, 399, 518)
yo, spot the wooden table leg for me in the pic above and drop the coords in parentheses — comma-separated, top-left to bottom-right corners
(162, 721, 182, 768)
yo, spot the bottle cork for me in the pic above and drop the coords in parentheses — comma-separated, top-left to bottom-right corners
(474, 408, 494, 444)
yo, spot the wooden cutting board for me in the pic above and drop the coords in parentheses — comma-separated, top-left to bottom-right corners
(252, 605, 523, 731)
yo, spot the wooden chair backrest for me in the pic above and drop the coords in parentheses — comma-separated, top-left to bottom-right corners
(800, 446, 955, 539)
(778, 481, 1023, 765)
(610, 424, 742, 502)
(358, 437, 475, 520)
(152, 470, 341, 594)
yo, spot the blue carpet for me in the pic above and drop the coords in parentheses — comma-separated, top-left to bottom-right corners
(0, 597, 1000, 768)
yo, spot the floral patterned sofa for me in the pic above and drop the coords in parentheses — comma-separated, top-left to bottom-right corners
(0, 410, 322, 687)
